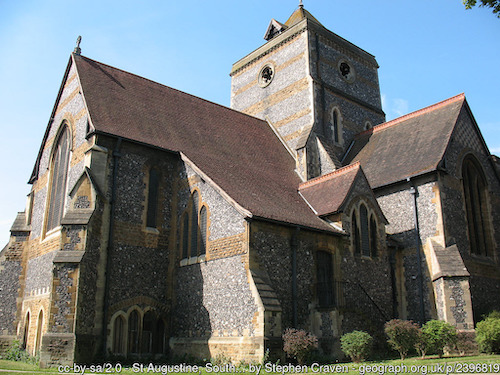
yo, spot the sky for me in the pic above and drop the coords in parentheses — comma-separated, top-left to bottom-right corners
(0, 0, 499, 246)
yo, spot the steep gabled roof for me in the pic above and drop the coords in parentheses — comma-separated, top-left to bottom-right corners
(344, 94, 465, 189)
(73, 54, 338, 233)
(284, 5, 323, 27)
(299, 163, 361, 216)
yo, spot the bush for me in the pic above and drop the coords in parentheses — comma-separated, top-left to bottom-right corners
(340, 331, 373, 363)
(4, 340, 38, 364)
(384, 319, 420, 360)
(476, 311, 500, 354)
(419, 320, 457, 357)
(282, 328, 318, 365)
(455, 331, 478, 356)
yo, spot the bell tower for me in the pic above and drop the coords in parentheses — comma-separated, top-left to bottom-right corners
(230, 4, 385, 180)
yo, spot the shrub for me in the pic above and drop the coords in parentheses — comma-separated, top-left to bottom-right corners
(282, 328, 318, 365)
(476, 311, 500, 354)
(340, 330, 373, 363)
(384, 319, 420, 360)
(455, 331, 478, 356)
(420, 320, 457, 357)
(4, 340, 38, 364)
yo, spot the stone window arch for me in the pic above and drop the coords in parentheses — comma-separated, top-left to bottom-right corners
(181, 213, 189, 260)
(462, 155, 492, 257)
(190, 191, 199, 258)
(46, 125, 71, 232)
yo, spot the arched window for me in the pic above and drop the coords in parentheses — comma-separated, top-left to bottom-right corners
(181, 213, 189, 259)
(190, 191, 199, 258)
(142, 311, 155, 354)
(128, 310, 139, 354)
(352, 210, 361, 255)
(112, 315, 125, 355)
(154, 318, 165, 354)
(360, 204, 370, 257)
(463, 156, 491, 257)
(22, 312, 30, 350)
(146, 168, 160, 228)
(316, 251, 334, 307)
(35, 310, 43, 355)
(47, 127, 70, 231)
(332, 109, 340, 143)
(200, 206, 207, 256)
(370, 215, 378, 257)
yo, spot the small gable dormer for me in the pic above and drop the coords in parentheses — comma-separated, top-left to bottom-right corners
(264, 19, 287, 41)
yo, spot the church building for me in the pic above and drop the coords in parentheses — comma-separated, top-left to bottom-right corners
(0, 5, 499, 366)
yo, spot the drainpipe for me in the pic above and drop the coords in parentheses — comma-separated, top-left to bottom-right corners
(408, 178, 426, 325)
(101, 137, 122, 357)
(291, 226, 300, 328)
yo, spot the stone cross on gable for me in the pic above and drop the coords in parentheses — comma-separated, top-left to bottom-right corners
(74, 36, 82, 55)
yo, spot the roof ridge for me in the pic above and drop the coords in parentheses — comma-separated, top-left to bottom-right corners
(75, 54, 268, 125)
(356, 93, 465, 139)
(299, 162, 360, 190)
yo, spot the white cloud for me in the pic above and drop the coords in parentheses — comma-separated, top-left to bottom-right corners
(381, 94, 410, 121)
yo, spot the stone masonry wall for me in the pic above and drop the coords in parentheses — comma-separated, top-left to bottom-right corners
(376, 178, 440, 322)
(231, 30, 313, 152)
(440, 107, 500, 321)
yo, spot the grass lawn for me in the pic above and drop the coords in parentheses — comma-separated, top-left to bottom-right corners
(0, 355, 498, 375)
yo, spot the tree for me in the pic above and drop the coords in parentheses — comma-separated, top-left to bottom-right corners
(384, 319, 420, 360)
(463, 0, 500, 18)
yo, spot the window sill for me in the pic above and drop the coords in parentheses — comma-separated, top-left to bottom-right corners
(42, 226, 62, 242)
(180, 254, 206, 267)
(143, 227, 160, 235)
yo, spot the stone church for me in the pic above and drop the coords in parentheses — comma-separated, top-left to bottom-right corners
(0, 4, 499, 366)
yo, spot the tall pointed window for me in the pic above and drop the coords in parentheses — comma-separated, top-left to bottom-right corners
(333, 109, 339, 144)
(462, 156, 491, 257)
(200, 206, 207, 256)
(352, 210, 361, 255)
(190, 191, 199, 258)
(112, 315, 125, 355)
(180, 191, 209, 262)
(47, 127, 70, 231)
(182, 213, 189, 259)
(22, 312, 30, 350)
(146, 168, 160, 228)
(316, 251, 335, 308)
(360, 204, 370, 257)
(35, 310, 43, 355)
(370, 215, 378, 257)
(128, 310, 139, 354)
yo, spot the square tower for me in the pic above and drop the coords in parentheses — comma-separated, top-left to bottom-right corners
(230, 5, 385, 180)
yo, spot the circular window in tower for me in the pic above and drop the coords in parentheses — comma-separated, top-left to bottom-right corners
(338, 60, 355, 83)
(258, 64, 275, 88)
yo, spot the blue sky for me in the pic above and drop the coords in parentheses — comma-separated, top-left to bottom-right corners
(0, 0, 499, 246)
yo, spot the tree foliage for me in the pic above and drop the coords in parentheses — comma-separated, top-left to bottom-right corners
(340, 331, 373, 363)
(282, 328, 319, 365)
(476, 311, 500, 354)
(463, 0, 500, 18)
(420, 320, 457, 358)
(384, 319, 420, 360)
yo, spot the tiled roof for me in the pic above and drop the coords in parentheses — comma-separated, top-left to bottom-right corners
(73, 54, 338, 233)
(299, 163, 361, 216)
(344, 94, 465, 189)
